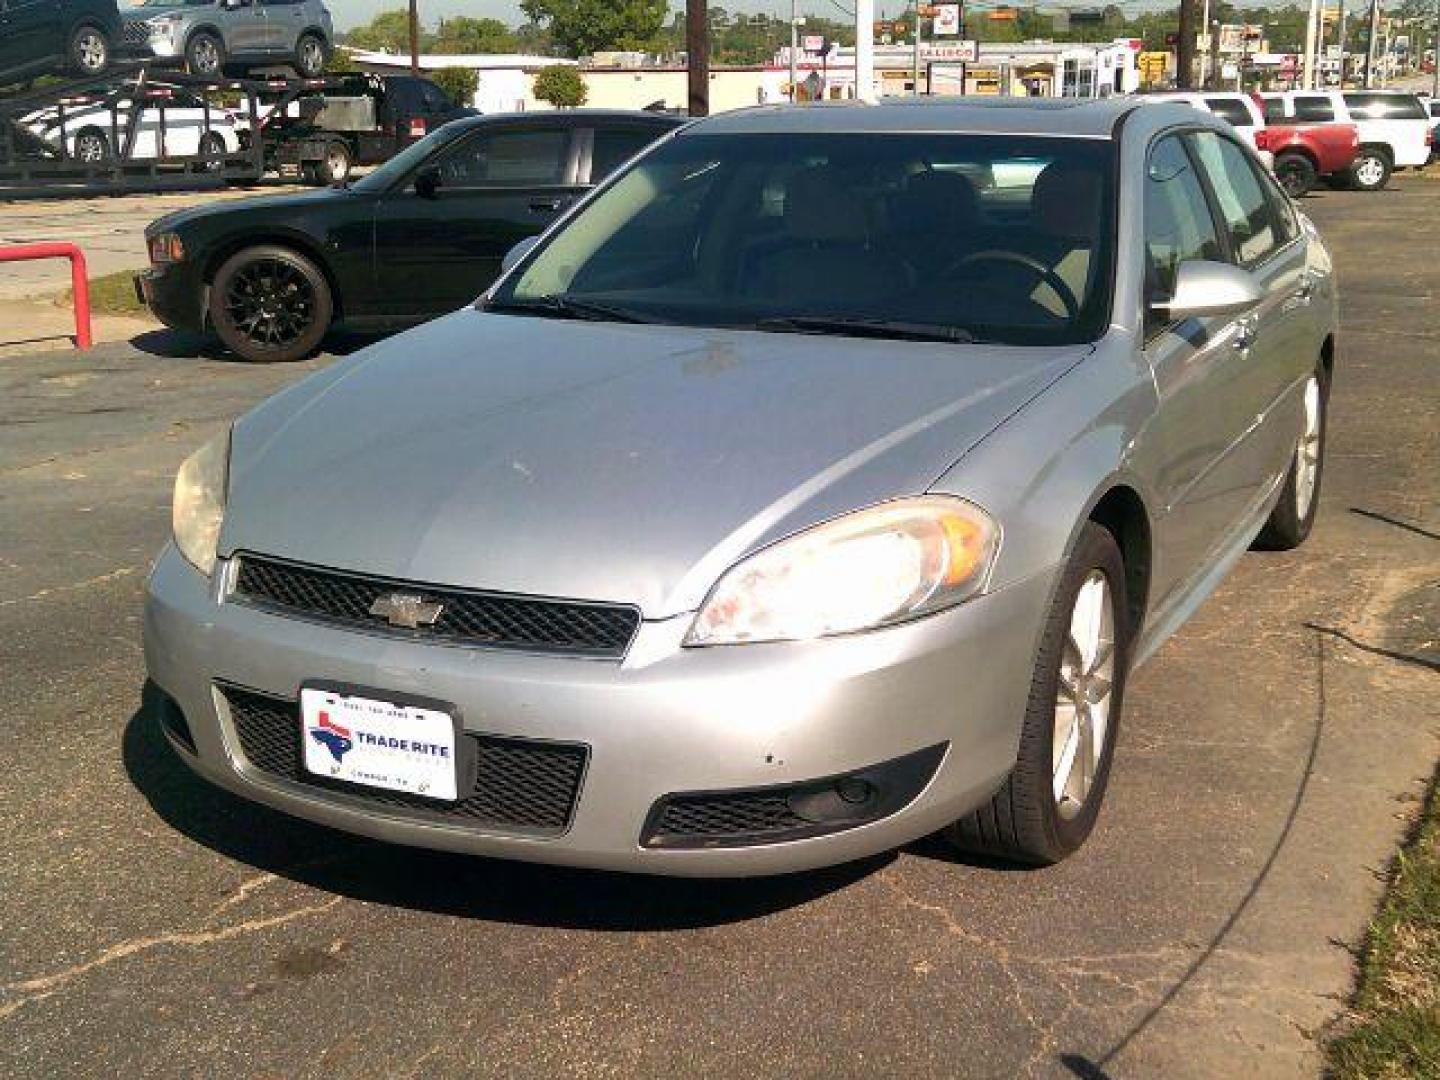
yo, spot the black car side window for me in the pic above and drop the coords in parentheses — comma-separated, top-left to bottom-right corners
(435, 128, 569, 189)
(1143, 133, 1223, 331)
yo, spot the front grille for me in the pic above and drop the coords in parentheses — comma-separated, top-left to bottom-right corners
(231, 554, 640, 658)
(223, 686, 587, 835)
(123, 21, 151, 44)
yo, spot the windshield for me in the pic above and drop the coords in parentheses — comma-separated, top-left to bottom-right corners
(491, 131, 1115, 346)
(351, 126, 460, 194)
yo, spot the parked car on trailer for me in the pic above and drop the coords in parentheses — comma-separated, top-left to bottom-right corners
(0, 0, 122, 84)
(21, 84, 244, 165)
(1259, 90, 1432, 190)
(121, 0, 333, 78)
(136, 109, 686, 361)
(145, 98, 1338, 874)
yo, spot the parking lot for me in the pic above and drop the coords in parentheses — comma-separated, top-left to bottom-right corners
(1, 175, 1437, 1078)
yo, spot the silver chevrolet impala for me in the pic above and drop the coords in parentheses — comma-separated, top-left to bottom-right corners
(144, 98, 1337, 875)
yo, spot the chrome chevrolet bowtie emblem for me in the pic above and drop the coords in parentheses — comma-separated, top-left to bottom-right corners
(368, 592, 445, 629)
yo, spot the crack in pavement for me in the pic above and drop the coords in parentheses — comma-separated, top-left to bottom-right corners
(0, 895, 344, 1021)
(0, 567, 141, 607)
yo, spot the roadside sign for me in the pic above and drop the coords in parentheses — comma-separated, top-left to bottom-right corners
(923, 40, 978, 62)
(933, 4, 961, 36)
(803, 34, 826, 54)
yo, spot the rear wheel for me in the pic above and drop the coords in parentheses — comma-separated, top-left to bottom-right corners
(192, 131, 227, 174)
(67, 23, 110, 77)
(73, 127, 111, 164)
(185, 31, 225, 76)
(1273, 152, 1317, 198)
(944, 522, 1129, 865)
(294, 33, 328, 78)
(1349, 147, 1392, 191)
(208, 245, 333, 363)
(1253, 367, 1328, 550)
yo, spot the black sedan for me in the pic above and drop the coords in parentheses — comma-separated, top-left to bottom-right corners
(136, 110, 686, 363)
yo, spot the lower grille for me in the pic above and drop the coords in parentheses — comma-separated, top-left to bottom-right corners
(652, 791, 808, 839)
(223, 686, 587, 836)
(231, 554, 640, 658)
(122, 22, 151, 45)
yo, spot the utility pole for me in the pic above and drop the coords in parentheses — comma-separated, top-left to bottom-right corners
(789, 0, 799, 101)
(1337, 0, 1349, 85)
(1304, 0, 1322, 87)
(856, 0, 877, 101)
(1199, 0, 1211, 86)
(1177, 0, 1198, 88)
(687, 0, 709, 117)
(1432, 0, 1439, 98)
(408, 0, 419, 76)
(1364, 0, 1381, 86)
(913, 4, 923, 94)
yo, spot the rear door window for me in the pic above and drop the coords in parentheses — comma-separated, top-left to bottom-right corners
(1205, 97, 1253, 127)
(1188, 130, 1284, 267)
(1343, 92, 1428, 120)
(589, 125, 666, 181)
(1292, 95, 1336, 122)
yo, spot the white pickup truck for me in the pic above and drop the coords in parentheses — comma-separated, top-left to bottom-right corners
(1259, 90, 1432, 191)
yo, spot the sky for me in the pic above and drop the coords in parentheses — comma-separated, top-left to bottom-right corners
(331, 0, 870, 33)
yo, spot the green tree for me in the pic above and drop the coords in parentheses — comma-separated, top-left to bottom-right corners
(430, 66, 479, 106)
(519, 0, 667, 58)
(434, 16, 516, 54)
(533, 63, 588, 106)
(325, 46, 358, 73)
(343, 10, 432, 53)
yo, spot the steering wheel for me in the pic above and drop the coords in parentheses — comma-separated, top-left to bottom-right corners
(944, 250, 1081, 322)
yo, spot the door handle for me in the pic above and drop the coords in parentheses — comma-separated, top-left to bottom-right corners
(528, 198, 563, 213)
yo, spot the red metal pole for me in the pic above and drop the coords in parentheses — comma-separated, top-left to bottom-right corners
(0, 242, 92, 350)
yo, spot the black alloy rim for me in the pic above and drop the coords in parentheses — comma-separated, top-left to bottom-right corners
(225, 258, 315, 347)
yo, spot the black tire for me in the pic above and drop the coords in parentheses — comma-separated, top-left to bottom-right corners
(185, 31, 225, 76)
(67, 23, 110, 77)
(945, 522, 1130, 865)
(1273, 152, 1317, 198)
(1348, 146, 1392, 191)
(73, 127, 111, 165)
(294, 32, 328, 78)
(208, 245, 333, 363)
(192, 131, 227, 174)
(1253, 363, 1330, 551)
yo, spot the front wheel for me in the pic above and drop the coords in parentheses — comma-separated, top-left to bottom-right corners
(1253, 369, 1328, 550)
(944, 522, 1129, 865)
(1349, 148, 1392, 191)
(1274, 152, 1317, 198)
(67, 24, 110, 76)
(208, 245, 333, 363)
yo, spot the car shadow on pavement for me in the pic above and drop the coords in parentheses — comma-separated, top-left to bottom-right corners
(128, 327, 385, 363)
(121, 688, 890, 930)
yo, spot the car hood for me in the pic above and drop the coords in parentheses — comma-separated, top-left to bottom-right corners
(149, 187, 352, 236)
(224, 310, 1086, 618)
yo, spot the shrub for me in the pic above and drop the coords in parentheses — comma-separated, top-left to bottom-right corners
(533, 64, 587, 108)
(431, 66, 479, 108)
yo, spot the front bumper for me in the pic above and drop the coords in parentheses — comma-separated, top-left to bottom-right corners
(136, 263, 206, 332)
(144, 544, 1056, 876)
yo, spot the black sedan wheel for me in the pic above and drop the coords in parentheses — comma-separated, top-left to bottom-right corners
(209, 245, 333, 363)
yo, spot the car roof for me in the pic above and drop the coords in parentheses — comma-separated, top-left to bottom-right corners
(446, 109, 686, 134)
(691, 96, 1145, 139)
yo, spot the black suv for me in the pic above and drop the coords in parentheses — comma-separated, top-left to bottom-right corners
(0, 0, 122, 85)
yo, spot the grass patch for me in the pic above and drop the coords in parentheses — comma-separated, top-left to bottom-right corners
(1328, 767, 1440, 1078)
(59, 269, 150, 318)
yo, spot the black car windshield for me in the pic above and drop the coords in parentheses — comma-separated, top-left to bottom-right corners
(351, 126, 461, 194)
(490, 132, 1116, 346)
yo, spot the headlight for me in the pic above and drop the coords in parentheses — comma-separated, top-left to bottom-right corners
(172, 429, 231, 576)
(148, 232, 184, 264)
(685, 496, 1000, 646)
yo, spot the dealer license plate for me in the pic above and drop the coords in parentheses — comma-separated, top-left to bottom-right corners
(299, 687, 458, 801)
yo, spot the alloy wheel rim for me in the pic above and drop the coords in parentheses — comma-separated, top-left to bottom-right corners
(225, 258, 315, 348)
(77, 134, 106, 163)
(194, 39, 219, 72)
(1358, 157, 1383, 186)
(1053, 570, 1115, 820)
(78, 31, 106, 71)
(302, 40, 324, 73)
(1294, 376, 1322, 519)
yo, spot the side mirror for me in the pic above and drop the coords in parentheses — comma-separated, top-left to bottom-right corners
(1152, 260, 1263, 321)
(413, 165, 441, 200)
(501, 235, 540, 274)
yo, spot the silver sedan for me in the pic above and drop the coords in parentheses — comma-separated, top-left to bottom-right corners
(145, 98, 1337, 875)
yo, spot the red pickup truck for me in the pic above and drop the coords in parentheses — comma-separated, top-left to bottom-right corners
(1252, 98, 1360, 197)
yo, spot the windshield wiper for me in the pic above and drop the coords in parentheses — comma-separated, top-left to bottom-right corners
(753, 315, 976, 344)
(484, 294, 650, 324)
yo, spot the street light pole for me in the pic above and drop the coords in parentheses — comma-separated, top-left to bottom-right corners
(856, 0, 877, 101)
(790, 0, 798, 101)
(1364, 0, 1381, 86)
(1304, 0, 1322, 87)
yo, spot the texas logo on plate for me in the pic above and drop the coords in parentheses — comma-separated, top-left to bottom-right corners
(299, 688, 458, 801)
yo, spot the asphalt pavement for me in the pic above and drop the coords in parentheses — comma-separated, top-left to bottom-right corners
(1, 178, 1437, 1079)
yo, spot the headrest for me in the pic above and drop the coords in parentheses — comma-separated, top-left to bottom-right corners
(783, 165, 870, 243)
(896, 170, 980, 234)
(1032, 161, 1104, 241)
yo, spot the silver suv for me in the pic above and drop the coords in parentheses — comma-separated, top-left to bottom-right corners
(122, 0, 333, 78)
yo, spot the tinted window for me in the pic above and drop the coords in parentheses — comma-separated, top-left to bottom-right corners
(435, 128, 569, 188)
(590, 125, 665, 180)
(1292, 95, 1336, 122)
(1144, 134, 1223, 315)
(497, 133, 1117, 346)
(1189, 131, 1281, 266)
(1343, 92, 1428, 120)
(421, 82, 452, 111)
(1260, 96, 1287, 124)
(1205, 97, 1253, 126)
